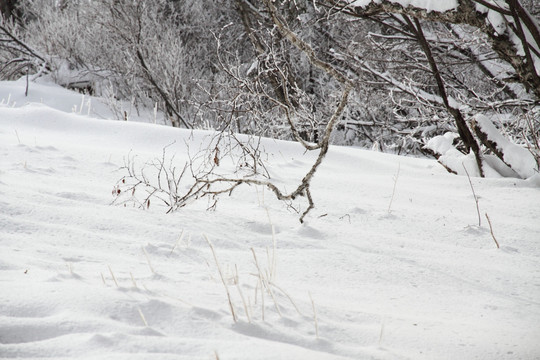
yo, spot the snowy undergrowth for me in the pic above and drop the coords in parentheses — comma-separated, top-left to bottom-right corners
(1, 80, 539, 359)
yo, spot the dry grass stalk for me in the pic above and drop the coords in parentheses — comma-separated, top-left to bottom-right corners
(387, 163, 400, 214)
(259, 277, 265, 321)
(130, 272, 138, 288)
(264, 208, 277, 281)
(204, 234, 238, 323)
(485, 213, 500, 248)
(251, 248, 282, 318)
(462, 163, 481, 226)
(270, 224, 277, 281)
(379, 317, 386, 347)
(108, 265, 119, 288)
(270, 281, 303, 317)
(235, 265, 252, 323)
(265, 274, 282, 317)
(14, 129, 21, 144)
(309, 292, 319, 339)
(137, 307, 149, 327)
(169, 229, 185, 255)
(142, 246, 156, 274)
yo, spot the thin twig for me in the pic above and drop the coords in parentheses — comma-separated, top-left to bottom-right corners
(485, 213, 500, 249)
(130, 272, 138, 288)
(14, 129, 21, 144)
(463, 163, 481, 226)
(137, 307, 149, 327)
(169, 229, 185, 255)
(388, 163, 400, 214)
(108, 265, 119, 288)
(235, 265, 252, 323)
(142, 246, 156, 274)
(309, 292, 319, 339)
(270, 281, 304, 317)
(205, 234, 238, 323)
(379, 317, 386, 347)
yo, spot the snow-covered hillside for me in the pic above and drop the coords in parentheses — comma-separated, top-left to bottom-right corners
(1, 80, 539, 359)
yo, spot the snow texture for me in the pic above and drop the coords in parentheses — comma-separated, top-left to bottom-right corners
(1, 80, 540, 359)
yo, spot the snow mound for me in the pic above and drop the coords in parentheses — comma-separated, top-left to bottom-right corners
(475, 114, 538, 179)
(425, 132, 497, 177)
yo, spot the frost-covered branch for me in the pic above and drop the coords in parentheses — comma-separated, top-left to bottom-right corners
(328, 0, 540, 99)
(0, 19, 49, 79)
(115, 1, 353, 222)
(320, 0, 539, 178)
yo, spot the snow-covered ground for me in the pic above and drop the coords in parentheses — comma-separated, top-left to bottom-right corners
(1, 80, 539, 359)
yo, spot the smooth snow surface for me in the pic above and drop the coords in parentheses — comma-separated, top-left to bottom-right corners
(1, 81, 540, 359)
(0, 78, 166, 124)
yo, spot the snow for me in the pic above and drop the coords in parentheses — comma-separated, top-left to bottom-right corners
(425, 132, 502, 178)
(425, 121, 538, 180)
(486, 8, 508, 36)
(348, 0, 458, 13)
(1, 80, 540, 359)
(426, 131, 458, 155)
(475, 114, 538, 179)
(0, 78, 166, 124)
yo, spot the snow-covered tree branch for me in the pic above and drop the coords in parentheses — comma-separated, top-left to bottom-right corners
(323, 0, 539, 178)
(329, 0, 540, 98)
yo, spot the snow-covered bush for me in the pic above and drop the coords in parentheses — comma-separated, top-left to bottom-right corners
(18, 0, 238, 127)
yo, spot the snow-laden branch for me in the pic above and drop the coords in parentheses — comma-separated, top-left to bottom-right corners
(0, 21, 49, 78)
(329, 0, 540, 99)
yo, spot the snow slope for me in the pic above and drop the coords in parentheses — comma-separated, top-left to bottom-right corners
(1, 81, 539, 359)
